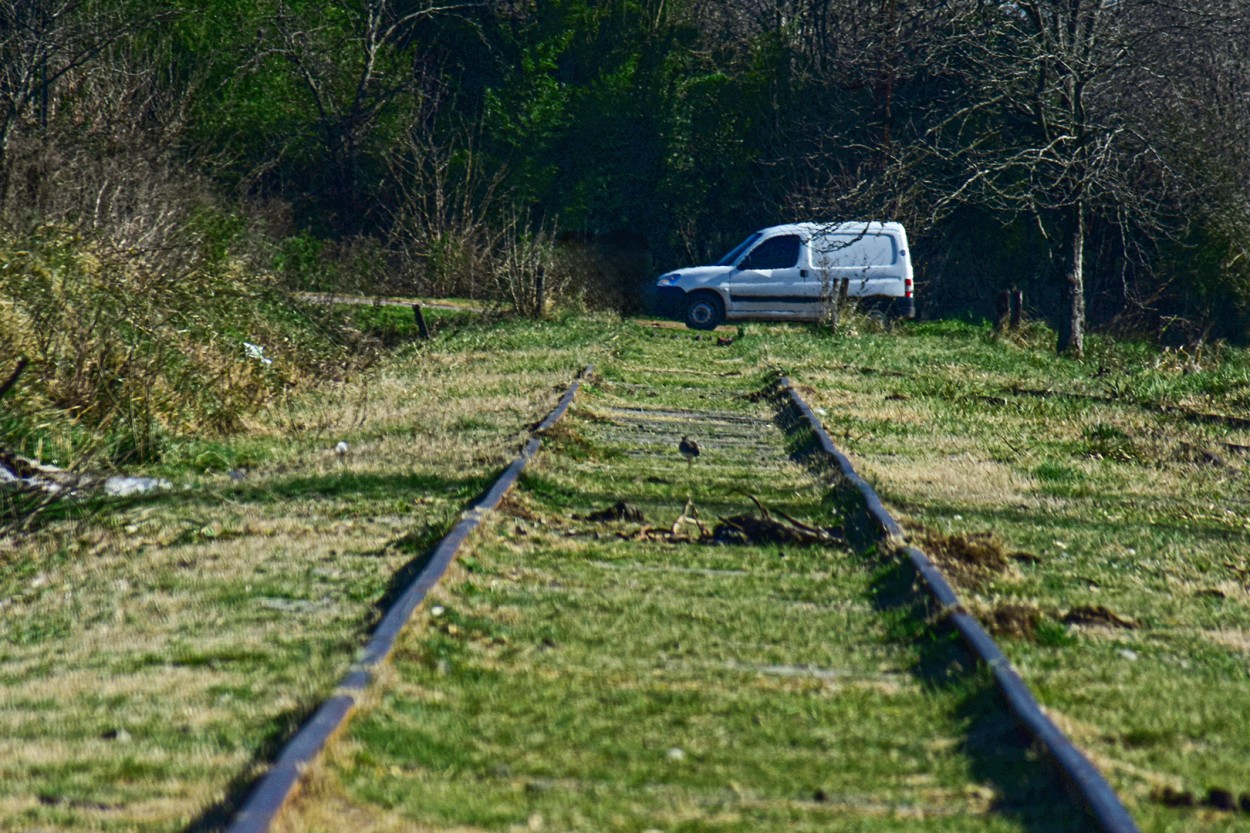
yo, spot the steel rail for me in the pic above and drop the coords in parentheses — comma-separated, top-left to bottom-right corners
(778, 374, 1140, 833)
(226, 366, 593, 833)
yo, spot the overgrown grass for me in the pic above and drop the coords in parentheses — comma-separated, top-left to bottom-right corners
(0, 313, 615, 832)
(7, 312, 1250, 832)
(279, 321, 1088, 833)
(0, 223, 362, 475)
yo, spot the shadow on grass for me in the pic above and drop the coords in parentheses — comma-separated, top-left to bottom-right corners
(516, 467, 822, 526)
(354, 304, 482, 348)
(370, 521, 454, 616)
(897, 494, 1245, 553)
(225, 470, 489, 506)
(775, 385, 1100, 833)
(182, 702, 312, 833)
(21, 471, 491, 533)
(870, 561, 1097, 832)
(181, 477, 490, 833)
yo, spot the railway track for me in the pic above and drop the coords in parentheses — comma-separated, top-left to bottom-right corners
(244, 330, 1135, 832)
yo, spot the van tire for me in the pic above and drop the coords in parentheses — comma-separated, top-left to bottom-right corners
(857, 296, 903, 323)
(684, 292, 724, 330)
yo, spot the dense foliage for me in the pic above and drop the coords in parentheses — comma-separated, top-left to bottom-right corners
(3, 0, 1250, 385)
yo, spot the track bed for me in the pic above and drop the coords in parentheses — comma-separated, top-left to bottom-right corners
(277, 332, 1089, 832)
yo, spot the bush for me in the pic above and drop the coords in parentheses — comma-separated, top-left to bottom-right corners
(0, 222, 355, 467)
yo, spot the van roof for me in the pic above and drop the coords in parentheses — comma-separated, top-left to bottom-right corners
(759, 221, 906, 238)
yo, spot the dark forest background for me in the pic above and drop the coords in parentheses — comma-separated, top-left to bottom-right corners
(3, 0, 1250, 354)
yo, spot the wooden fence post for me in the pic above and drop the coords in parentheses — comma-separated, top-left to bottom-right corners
(413, 304, 431, 340)
(995, 289, 1011, 331)
(535, 267, 546, 320)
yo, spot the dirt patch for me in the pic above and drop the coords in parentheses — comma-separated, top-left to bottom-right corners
(576, 501, 645, 523)
(795, 384, 819, 398)
(712, 496, 843, 547)
(713, 513, 843, 547)
(607, 498, 843, 548)
(917, 530, 1012, 584)
(1152, 785, 1250, 814)
(499, 493, 547, 523)
(1062, 605, 1138, 629)
(983, 604, 1043, 641)
(1176, 442, 1228, 468)
(1152, 786, 1196, 808)
(1008, 550, 1042, 565)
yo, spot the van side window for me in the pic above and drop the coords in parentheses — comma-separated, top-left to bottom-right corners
(812, 234, 896, 268)
(739, 235, 800, 270)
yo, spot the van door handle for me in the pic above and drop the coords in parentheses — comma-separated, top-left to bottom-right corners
(800, 268, 809, 278)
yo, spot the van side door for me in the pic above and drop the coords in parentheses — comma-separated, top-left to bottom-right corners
(725, 234, 819, 318)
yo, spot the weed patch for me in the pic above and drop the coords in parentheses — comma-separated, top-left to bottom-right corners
(1062, 605, 1139, 630)
(1083, 422, 1138, 462)
(984, 604, 1044, 641)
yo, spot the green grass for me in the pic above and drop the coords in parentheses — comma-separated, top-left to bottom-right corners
(8, 312, 1250, 831)
(349, 303, 481, 347)
(281, 321, 1089, 833)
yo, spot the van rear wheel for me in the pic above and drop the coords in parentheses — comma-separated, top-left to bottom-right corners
(684, 293, 724, 330)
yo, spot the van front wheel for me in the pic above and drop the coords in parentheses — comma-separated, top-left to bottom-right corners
(684, 293, 724, 331)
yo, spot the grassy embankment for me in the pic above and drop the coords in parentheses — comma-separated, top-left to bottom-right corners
(0, 307, 610, 832)
(278, 320, 1095, 833)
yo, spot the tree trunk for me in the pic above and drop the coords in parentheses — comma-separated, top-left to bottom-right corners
(0, 122, 13, 210)
(1057, 204, 1086, 357)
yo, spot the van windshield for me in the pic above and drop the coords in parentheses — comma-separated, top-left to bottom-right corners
(715, 232, 762, 266)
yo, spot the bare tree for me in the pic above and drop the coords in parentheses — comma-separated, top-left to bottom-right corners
(1133, 0, 1250, 254)
(381, 122, 506, 298)
(0, 0, 144, 208)
(731, 0, 1246, 349)
(688, 1, 978, 227)
(252, 0, 485, 230)
(914, 0, 1221, 355)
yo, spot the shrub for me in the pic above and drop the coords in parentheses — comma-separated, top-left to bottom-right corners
(0, 222, 354, 467)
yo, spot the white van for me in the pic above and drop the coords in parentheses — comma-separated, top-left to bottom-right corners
(651, 222, 915, 330)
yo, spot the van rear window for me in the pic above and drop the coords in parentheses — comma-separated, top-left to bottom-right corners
(811, 233, 897, 268)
